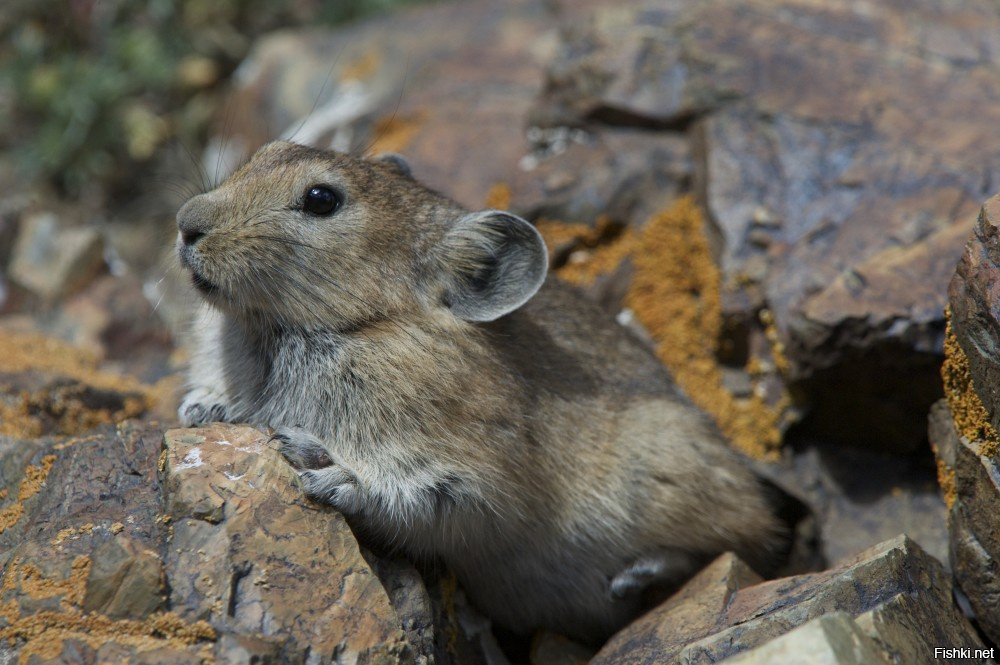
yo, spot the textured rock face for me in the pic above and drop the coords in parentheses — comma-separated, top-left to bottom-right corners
(592, 536, 987, 665)
(936, 195, 1000, 646)
(529, 0, 999, 451)
(0, 423, 464, 664)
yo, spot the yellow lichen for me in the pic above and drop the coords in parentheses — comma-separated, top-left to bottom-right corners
(368, 112, 425, 155)
(536, 216, 638, 287)
(942, 310, 1000, 458)
(0, 455, 56, 536)
(340, 50, 381, 82)
(934, 452, 957, 510)
(1, 556, 215, 662)
(0, 330, 154, 438)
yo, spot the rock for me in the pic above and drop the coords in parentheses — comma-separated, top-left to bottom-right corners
(530, 0, 1000, 452)
(0, 329, 153, 439)
(593, 536, 985, 665)
(787, 440, 948, 567)
(8, 211, 107, 303)
(53, 273, 176, 383)
(591, 552, 763, 664)
(948, 195, 1000, 429)
(0, 422, 484, 664)
(529, 631, 595, 665)
(207, 0, 551, 212)
(929, 401, 1000, 646)
(161, 425, 412, 663)
(507, 128, 691, 230)
(720, 613, 888, 665)
(941, 193, 1000, 645)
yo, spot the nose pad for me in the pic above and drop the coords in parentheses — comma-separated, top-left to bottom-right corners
(180, 228, 205, 246)
(177, 196, 209, 247)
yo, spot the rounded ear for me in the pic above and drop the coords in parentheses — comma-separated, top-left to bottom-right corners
(436, 210, 548, 322)
(374, 153, 412, 178)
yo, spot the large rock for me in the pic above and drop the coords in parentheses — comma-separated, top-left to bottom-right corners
(205, 0, 553, 212)
(592, 536, 986, 665)
(942, 194, 1000, 645)
(530, 0, 1000, 451)
(0, 422, 487, 664)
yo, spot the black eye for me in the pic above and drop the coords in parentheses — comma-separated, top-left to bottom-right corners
(302, 186, 342, 216)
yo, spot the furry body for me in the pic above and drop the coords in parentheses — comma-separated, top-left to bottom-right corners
(177, 141, 789, 641)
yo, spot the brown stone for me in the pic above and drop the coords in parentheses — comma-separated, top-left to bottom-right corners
(593, 536, 983, 665)
(929, 400, 1000, 645)
(208, 0, 550, 212)
(531, 0, 1000, 451)
(8, 211, 107, 302)
(161, 425, 410, 664)
(0, 422, 479, 664)
(720, 613, 889, 665)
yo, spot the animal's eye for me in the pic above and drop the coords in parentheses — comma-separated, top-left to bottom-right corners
(302, 186, 342, 216)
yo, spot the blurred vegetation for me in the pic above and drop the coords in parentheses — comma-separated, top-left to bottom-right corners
(0, 0, 429, 199)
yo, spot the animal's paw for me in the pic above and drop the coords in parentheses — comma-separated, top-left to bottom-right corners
(179, 388, 232, 427)
(610, 554, 697, 600)
(272, 426, 334, 469)
(273, 426, 362, 512)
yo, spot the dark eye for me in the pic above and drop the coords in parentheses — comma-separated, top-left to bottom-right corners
(302, 185, 342, 216)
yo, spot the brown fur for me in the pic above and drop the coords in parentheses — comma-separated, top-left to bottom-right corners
(176, 141, 791, 642)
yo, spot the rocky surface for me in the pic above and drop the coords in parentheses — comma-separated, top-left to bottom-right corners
(592, 536, 988, 665)
(3, 0, 997, 662)
(0, 421, 493, 664)
(936, 193, 1000, 647)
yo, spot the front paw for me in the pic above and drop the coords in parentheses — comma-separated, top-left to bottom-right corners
(272, 426, 333, 469)
(179, 388, 232, 426)
(273, 426, 362, 512)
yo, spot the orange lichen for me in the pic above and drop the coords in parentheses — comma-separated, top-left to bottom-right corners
(934, 452, 957, 510)
(368, 112, 425, 155)
(340, 50, 381, 82)
(536, 217, 639, 287)
(624, 198, 784, 459)
(540, 198, 787, 459)
(0, 454, 56, 535)
(16, 556, 90, 609)
(941, 310, 1000, 458)
(484, 183, 512, 211)
(1, 556, 215, 662)
(0, 330, 153, 438)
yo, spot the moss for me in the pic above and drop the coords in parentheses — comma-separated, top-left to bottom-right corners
(941, 310, 1000, 458)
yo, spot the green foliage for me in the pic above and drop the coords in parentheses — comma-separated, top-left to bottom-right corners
(0, 0, 430, 197)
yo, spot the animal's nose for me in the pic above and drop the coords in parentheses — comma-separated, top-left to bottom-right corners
(177, 197, 209, 246)
(179, 227, 204, 246)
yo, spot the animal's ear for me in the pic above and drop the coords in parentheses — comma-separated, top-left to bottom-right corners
(374, 153, 412, 178)
(435, 210, 548, 322)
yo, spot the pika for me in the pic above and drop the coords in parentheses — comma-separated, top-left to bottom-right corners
(176, 140, 793, 642)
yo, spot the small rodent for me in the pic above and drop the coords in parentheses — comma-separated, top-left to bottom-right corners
(176, 140, 793, 643)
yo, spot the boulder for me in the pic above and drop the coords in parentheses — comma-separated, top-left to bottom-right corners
(7, 211, 106, 304)
(592, 536, 986, 665)
(530, 0, 1000, 451)
(0, 422, 489, 664)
